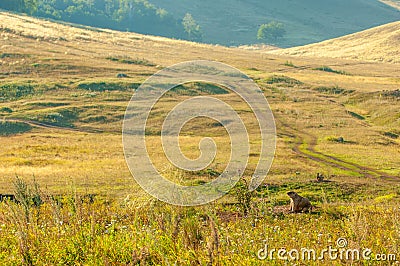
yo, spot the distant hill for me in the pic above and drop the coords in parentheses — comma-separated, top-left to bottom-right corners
(380, 0, 400, 10)
(269, 21, 400, 63)
(1, 0, 400, 48)
(149, 0, 400, 47)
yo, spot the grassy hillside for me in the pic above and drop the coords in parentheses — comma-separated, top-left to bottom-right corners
(0, 12, 400, 264)
(380, 0, 400, 10)
(270, 21, 400, 63)
(150, 0, 400, 46)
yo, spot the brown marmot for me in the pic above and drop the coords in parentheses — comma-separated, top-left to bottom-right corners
(287, 191, 312, 213)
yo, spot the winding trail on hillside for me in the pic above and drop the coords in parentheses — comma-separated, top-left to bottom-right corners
(5, 117, 399, 181)
(275, 115, 400, 181)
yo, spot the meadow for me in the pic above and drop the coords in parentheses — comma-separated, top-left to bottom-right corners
(0, 12, 399, 265)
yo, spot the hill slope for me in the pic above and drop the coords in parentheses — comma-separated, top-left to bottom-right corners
(269, 21, 400, 63)
(380, 0, 400, 10)
(149, 0, 400, 47)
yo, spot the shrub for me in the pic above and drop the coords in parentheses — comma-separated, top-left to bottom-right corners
(313, 66, 348, 75)
(265, 75, 303, 86)
(0, 84, 35, 101)
(106, 56, 156, 67)
(77, 82, 139, 92)
(347, 111, 365, 120)
(314, 86, 354, 95)
(0, 121, 32, 136)
(257, 21, 286, 43)
(0, 107, 13, 113)
(383, 131, 399, 139)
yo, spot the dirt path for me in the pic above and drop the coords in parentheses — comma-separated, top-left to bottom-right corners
(5, 116, 399, 181)
(275, 115, 400, 181)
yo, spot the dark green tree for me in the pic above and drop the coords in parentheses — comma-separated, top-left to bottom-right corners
(0, 0, 25, 12)
(257, 21, 286, 43)
(182, 13, 203, 42)
(0, 0, 37, 14)
(24, 0, 38, 14)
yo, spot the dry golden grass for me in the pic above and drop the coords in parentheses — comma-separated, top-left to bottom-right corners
(270, 21, 400, 63)
(380, 0, 400, 10)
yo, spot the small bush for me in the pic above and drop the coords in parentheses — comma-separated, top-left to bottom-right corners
(0, 121, 32, 136)
(170, 82, 229, 95)
(106, 56, 156, 66)
(77, 82, 139, 92)
(233, 177, 253, 216)
(284, 61, 296, 67)
(383, 131, 399, 139)
(265, 75, 303, 86)
(35, 109, 79, 127)
(0, 53, 27, 59)
(0, 107, 13, 113)
(313, 66, 348, 75)
(314, 86, 354, 95)
(0, 84, 35, 101)
(326, 136, 345, 143)
(347, 111, 365, 120)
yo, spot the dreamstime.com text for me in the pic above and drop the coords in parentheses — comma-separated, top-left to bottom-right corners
(257, 238, 397, 262)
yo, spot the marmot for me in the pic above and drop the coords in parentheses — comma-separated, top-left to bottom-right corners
(287, 191, 312, 213)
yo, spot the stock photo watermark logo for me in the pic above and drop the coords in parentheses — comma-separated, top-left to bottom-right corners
(122, 60, 276, 206)
(257, 238, 397, 262)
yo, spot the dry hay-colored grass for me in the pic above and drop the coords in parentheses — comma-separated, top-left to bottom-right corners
(270, 21, 400, 64)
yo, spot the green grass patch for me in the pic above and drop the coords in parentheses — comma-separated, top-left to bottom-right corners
(77, 82, 140, 92)
(0, 121, 32, 136)
(347, 110, 365, 120)
(169, 82, 229, 96)
(313, 66, 348, 75)
(0, 107, 13, 113)
(383, 131, 399, 139)
(24, 102, 69, 108)
(33, 108, 79, 128)
(314, 86, 354, 95)
(264, 75, 303, 86)
(284, 60, 297, 67)
(0, 53, 29, 59)
(0, 83, 35, 101)
(106, 56, 156, 67)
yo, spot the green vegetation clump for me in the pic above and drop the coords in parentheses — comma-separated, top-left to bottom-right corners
(106, 56, 156, 67)
(182, 13, 203, 42)
(284, 61, 296, 67)
(0, 107, 13, 113)
(383, 131, 399, 139)
(77, 82, 139, 92)
(347, 110, 365, 120)
(25, 102, 68, 108)
(265, 75, 303, 86)
(170, 82, 229, 96)
(313, 66, 348, 75)
(0, 0, 36, 14)
(0, 121, 32, 136)
(382, 89, 400, 99)
(34, 109, 79, 128)
(0, 53, 28, 59)
(0, 83, 35, 101)
(257, 21, 286, 44)
(314, 86, 354, 95)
